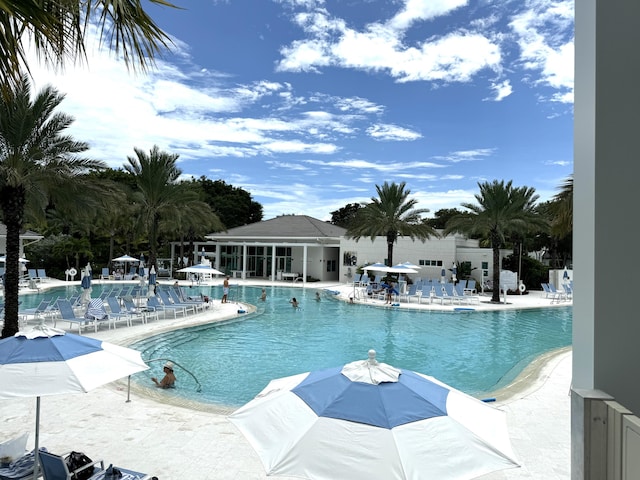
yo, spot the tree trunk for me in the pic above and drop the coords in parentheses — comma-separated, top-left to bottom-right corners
(0, 185, 26, 338)
(491, 231, 502, 303)
(386, 232, 395, 267)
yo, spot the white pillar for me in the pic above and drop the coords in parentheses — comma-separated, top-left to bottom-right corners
(573, 0, 640, 476)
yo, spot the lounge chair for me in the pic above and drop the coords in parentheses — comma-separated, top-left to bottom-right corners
(124, 266, 137, 280)
(431, 284, 455, 305)
(157, 289, 193, 316)
(39, 450, 147, 480)
(454, 284, 480, 305)
(36, 269, 49, 282)
(54, 299, 99, 334)
(27, 269, 39, 283)
(399, 283, 418, 303)
(147, 296, 182, 319)
(464, 279, 477, 294)
(18, 300, 50, 325)
(106, 296, 144, 326)
(122, 297, 158, 323)
(169, 288, 204, 312)
(84, 298, 128, 329)
(100, 267, 110, 280)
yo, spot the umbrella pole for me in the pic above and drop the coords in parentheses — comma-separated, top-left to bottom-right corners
(126, 375, 132, 403)
(32, 396, 40, 480)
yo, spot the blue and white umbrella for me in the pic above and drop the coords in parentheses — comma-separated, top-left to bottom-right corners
(229, 350, 519, 480)
(80, 264, 92, 304)
(138, 254, 146, 277)
(0, 324, 149, 479)
(149, 265, 157, 285)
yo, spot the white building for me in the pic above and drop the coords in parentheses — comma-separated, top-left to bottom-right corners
(201, 215, 509, 286)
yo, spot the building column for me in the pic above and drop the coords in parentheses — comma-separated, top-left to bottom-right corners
(573, 0, 640, 477)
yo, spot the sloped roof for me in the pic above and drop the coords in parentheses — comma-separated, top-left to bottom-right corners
(0, 224, 44, 239)
(208, 215, 345, 240)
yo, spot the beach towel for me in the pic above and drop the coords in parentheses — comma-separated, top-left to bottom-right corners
(0, 448, 46, 480)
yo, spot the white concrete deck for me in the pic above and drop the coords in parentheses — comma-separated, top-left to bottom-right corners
(0, 278, 572, 479)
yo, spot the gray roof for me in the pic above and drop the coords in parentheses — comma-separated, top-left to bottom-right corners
(0, 223, 43, 239)
(208, 215, 345, 240)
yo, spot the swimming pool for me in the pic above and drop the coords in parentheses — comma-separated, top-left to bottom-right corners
(129, 285, 572, 408)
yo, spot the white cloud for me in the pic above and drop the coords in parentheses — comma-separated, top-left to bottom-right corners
(277, 5, 502, 84)
(486, 79, 513, 101)
(509, 0, 574, 103)
(366, 124, 422, 141)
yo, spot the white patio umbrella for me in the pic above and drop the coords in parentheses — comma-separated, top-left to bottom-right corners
(0, 256, 29, 263)
(362, 262, 389, 272)
(399, 261, 421, 269)
(0, 324, 149, 479)
(177, 264, 224, 275)
(111, 254, 138, 263)
(229, 350, 519, 480)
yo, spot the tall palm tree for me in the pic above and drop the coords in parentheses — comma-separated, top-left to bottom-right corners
(0, 0, 177, 90)
(124, 146, 222, 271)
(549, 175, 573, 239)
(444, 180, 547, 303)
(346, 181, 438, 267)
(0, 75, 106, 337)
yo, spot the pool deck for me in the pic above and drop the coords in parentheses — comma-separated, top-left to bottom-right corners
(1, 278, 572, 479)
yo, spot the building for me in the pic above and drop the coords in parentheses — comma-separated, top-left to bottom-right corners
(200, 215, 510, 287)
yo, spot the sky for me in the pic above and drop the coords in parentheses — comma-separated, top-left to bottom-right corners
(29, 0, 574, 222)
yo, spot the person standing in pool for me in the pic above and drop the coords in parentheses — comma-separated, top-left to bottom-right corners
(260, 288, 267, 301)
(222, 276, 230, 303)
(152, 361, 176, 389)
(290, 297, 299, 308)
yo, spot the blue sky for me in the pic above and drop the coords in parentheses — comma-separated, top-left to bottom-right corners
(30, 0, 574, 221)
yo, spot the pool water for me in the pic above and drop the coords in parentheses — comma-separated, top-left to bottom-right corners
(128, 285, 572, 408)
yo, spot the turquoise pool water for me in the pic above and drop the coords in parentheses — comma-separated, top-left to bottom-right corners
(17, 283, 572, 407)
(128, 285, 572, 408)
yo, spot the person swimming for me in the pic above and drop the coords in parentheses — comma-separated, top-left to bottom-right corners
(290, 297, 299, 308)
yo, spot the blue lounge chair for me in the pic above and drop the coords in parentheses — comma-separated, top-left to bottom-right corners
(157, 289, 193, 316)
(431, 284, 454, 305)
(54, 299, 98, 334)
(122, 296, 158, 323)
(27, 269, 39, 282)
(169, 288, 204, 312)
(106, 296, 144, 326)
(19, 300, 50, 325)
(84, 298, 128, 329)
(147, 296, 182, 319)
(100, 267, 110, 280)
(39, 450, 147, 480)
(36, 269, 49, 281)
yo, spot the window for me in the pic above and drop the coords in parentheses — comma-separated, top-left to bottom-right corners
(419, 259, 443, 266)
(327, 260, 336, 272)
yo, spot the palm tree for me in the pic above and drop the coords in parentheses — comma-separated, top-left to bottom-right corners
(0, 75, 106, 337)
(123, 146, 222, 271)
(346, 181, 438, 267)
(549, 175, 573, 239)
(444, 180, 547, 303)
(0, 0, 177, 90)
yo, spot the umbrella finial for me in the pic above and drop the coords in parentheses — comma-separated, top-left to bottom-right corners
(367, 349, 378, 365)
